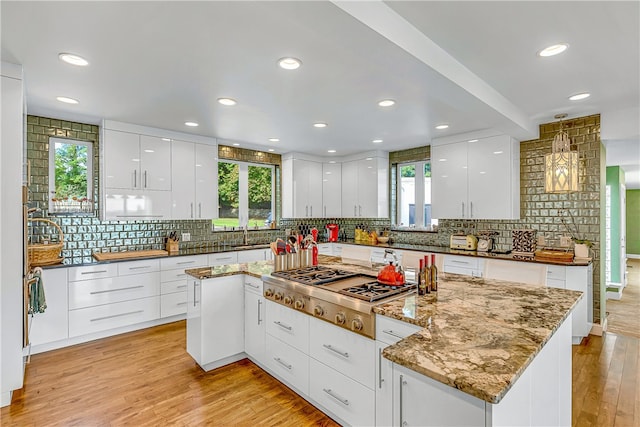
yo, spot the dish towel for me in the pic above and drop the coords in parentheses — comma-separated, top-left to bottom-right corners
(29, 267, 47, 314)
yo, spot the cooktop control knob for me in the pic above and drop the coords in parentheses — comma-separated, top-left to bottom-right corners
(284, 295, 293, 305)
(294, 299, 305, 310)
(265, 288, 274, 298)
(351, 318, 363, 331)
(314, 305, 324, 316)
(335, 312, 346, 325)
(274, 292, 283, 301)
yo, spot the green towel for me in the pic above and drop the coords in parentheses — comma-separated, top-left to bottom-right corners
(29, 267, 47, 314)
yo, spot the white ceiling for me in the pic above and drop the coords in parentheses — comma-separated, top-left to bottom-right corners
(2, 1, 639, 187)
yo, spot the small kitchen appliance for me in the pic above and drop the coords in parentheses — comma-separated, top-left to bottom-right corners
(449, 234, 478, 251)
(326, 223, 339, 242)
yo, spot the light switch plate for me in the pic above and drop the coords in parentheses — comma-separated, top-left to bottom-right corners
(181, 232, 191, 242)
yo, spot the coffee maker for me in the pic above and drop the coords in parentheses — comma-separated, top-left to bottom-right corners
(326, 223, 339, 242)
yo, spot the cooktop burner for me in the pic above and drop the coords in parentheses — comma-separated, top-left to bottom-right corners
(271, 265, 360, 285)
(339, 281, 416, 302)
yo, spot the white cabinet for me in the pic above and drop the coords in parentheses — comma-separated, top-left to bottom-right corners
(546, 264, 592, 344)
(208, 252, 238, 266)
(266, 300, 309, 353)
(282, 157, 323, 218)
(266, 333, 310, 395)
(322, 162, 342, 217)
(237, 249, 269, 263)
(443, 255, 484, 277)
(171, 140, 218, 219)
(432, 134, 519, 219)
(160, 255, 207, 318)
(186, 275, 244, 370)
(68, 297, 160, 337)
(103, 130, 171, 191)
(28, 268, 68, 346)
(341, 156, 388, 218)
(244, 276, 265, 365)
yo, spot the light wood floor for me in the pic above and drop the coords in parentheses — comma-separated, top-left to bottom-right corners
(606, 259, 640, 339)
(3, 323, 639, 426)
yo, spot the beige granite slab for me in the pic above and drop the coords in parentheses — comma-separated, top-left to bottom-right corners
(185, 260, 273, 280)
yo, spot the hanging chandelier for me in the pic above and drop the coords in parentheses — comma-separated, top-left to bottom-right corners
(545, 113, 578, 193)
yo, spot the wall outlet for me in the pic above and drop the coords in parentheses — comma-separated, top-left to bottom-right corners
(181, 232, 191, 242)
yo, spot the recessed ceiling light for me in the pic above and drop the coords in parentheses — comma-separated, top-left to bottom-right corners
(278, 57, 302, 70)
(569, 92, 590, 101)
(329, 161, 336, 164)
(184, 121, 199, 127)
(365, 157, 373, 161)
(314, 122, 328, 128)
(538, 43, 569, 57)
(58, 53, 89, 66)
(56, 96, 79, 104)
(327, 149, 336, 153)
(268, 138, 280, 142)
(144, 149, 155, 153)
(378, 99, 395, 107)
(439, 158, 447, 162)
(372, 139, 383, 143)
(493, 151, 504, 155)
(232, 143, 240, 146)
(268, 149, 275, 152)
(217, 98, 237, 106)
(468, 139, 478, 143)
(435, 124, 449, 130)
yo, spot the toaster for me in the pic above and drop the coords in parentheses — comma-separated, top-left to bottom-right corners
(450, 234, 478, 251)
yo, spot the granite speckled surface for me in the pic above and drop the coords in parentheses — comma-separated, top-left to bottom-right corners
(185, 260, 273, 280)
(372, 273, 582, 404)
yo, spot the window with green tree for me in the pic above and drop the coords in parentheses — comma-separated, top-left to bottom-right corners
(48, 137, 93, 213)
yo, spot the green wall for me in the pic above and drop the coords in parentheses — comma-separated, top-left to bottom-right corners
(628, 189, 640, 255)
(606, 166, 623, 282)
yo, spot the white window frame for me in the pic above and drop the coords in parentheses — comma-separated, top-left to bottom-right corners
(48, 137, 94, 213)
(395, 160, 434, 229)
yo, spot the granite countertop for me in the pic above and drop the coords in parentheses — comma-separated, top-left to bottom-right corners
(372, 274, 582, 404)
(185, 260, 273, 280)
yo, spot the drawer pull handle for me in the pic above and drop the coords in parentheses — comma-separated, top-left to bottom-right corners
(450, 260, 469, 264)
(323, 388, 350, 406)
(382, 329, 405, 339)
(378, 347, 384, 389)
(81, 270, 108, 275)
(216, 257, 233, 261)
(90, 285, 144, 295)
(322, 344, 349, 358)
(176, 274, 187, 277)
(177, 285, 187, 289)
(129, 265, 152, 270)
(245, 282, 260, 289)
(273, 321, 292, 331)
(90, 310, 144, 322)
(177, 261, 195, 265)
(176, 302, 188, 306)
(273, 357, 292, 370)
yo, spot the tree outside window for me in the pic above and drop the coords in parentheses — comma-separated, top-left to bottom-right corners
(48, 138, 93, 213)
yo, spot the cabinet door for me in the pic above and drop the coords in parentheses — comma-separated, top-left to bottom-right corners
(244, 290, 266, 364)
(139, 135, 171, 191)
(467, 136, 513, 219)
(341, 160, 359, 217)
(186, 278, 202, 362)
(195, 143, 218, 219)
(171, 140, 196, 219)
(431, 142, 468, 219)
(322, 162, 342, 217)
(29, 268, 69, 346)
(375, 341, 394, 427)
(358, 157, 379, 217)
(307, 160, 323, 218)
(103, 129, 140, 189)
(292, 159, 312, 217)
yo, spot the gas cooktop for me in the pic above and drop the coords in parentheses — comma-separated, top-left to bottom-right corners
(271, 265, 360, 285)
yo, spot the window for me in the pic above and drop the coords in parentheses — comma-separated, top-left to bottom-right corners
(48, 137, 93, 213)
(396, 161, 436, 228)
(215, 161, 274, 228)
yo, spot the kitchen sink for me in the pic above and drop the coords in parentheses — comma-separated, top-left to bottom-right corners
(232, 244, 271, 250)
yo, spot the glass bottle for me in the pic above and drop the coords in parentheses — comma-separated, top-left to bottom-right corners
(430, 253, 438, 292)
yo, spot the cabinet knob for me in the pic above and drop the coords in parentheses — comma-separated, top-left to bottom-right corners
(264, 288, 274, 297)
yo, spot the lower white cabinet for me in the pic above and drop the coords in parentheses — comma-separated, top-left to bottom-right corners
(69, 297, 160, 337)
(266, 300, 309, 353)
(160, 255, 207, 318)
(237, 249, 270, 263)
(160, 292, 188, 318)
(443, 255, 484, 277)
(208, 252, 238, 266)
(546, 264, 592, 344)
(68, 272, 160, 310)
(28, 268, 68, 346)
(266, 334, 310, 395)
(186, 275, 244, 369)
(244, 276, 266, 365)
(310, 358, 375, 427)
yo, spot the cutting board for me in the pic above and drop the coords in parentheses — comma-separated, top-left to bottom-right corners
(534, 249, 574, 263)
(92, 249, 169, 261)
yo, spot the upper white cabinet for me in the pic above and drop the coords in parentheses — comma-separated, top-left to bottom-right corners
(322, 162, 342, 217)
(432, 133, 520, 220)
(341, 156, 388, 218)
(171, 140, 218, 219)
(282, 156, 323, 218)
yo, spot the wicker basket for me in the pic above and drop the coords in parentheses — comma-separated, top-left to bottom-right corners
(28, 218, 64, 267)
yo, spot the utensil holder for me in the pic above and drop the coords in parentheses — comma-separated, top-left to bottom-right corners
(299, 249, 312, 267)
(274, 254, 288, 271)
(287, 253, 299, 270)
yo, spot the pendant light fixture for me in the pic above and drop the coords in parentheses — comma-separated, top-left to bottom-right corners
(545, 114, 578, 193)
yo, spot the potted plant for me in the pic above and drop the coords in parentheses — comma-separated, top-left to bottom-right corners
(560, 210, 592, 259)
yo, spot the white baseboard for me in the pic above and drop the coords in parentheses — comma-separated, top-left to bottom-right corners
(591, 319, 607, 336)
(1, 391, 12, 408)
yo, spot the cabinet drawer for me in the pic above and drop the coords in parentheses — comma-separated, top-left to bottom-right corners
(266, 300, 309, 353)
(160, 280, 189, 295)
(376, 315, 422, 345)
(118, 259, 160, 276)
(309, 358, 375, 427)
(208, 252, 238, 266)
(160, 292, 188, 318)
(69, 272, 160, 309)
(546, 265, 566, 282)
(309, 318, 375, 389)
(160, 254, 207, 271)
(317, 243, 333, 255)
(444, 255, 480, 270)
(161, 268, 192, 283)
(68, 263, 118, 282)
(68, 296, 160, 337)
(266, 335, 309, 395)
(237, 249, 266, 263)
(244, 275, 263, 295)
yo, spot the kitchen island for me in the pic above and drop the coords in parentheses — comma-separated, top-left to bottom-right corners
(186, 256, 582, 427)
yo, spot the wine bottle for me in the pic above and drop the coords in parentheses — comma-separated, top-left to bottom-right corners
(430, 253, 438, 292)
(424, 255, 431, 293)
(417, 258, 425, 295)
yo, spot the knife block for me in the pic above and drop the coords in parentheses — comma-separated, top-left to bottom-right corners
(166, 241, 179, 253)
